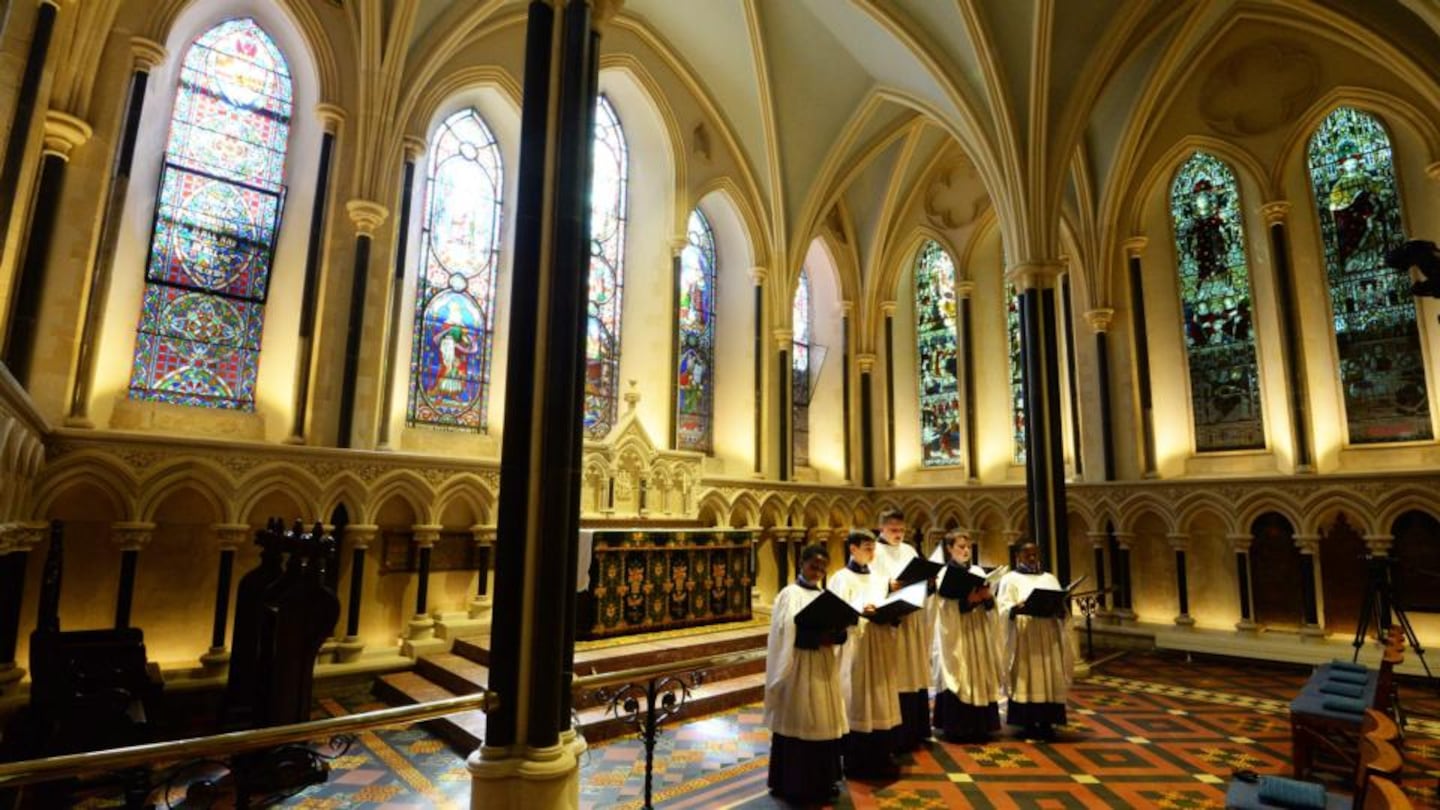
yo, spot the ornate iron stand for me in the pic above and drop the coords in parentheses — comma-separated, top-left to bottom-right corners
(593, 671, 705, 810)
(1070, 587, 1116, 662)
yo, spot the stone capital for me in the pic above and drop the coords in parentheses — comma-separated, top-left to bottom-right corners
(1362, 534, 1393, 555)
(1004, 261, 1064, 290)
(344, 523, 380, 549)
(591, 0, 624, 30)
(748, 266, 767, 285)
(471, 525, 498, 545)
(0, 521, 48, 555)
(112, 521, 156, 552)
(315, 103, 346, 134)
(1086, 531, 1108, 549)
(1426, 162, 1440, 183)
(879, 301, 897, 317)
(1293, 533, 1321, 555)
(839, 300, 853, 315)
(129, 36, 166, 71)
(1227, 533, 1253, 553)
(1083, 308, 1115, 334)
(955, 280, 976, 299)
(402, 134, 427, 161)
(412, 524, 443, 548)
(773, 328, 794, 349)
(669, 235, 690, 257)
(856, 353, 876, 373)
(1121, 237, 1148, 258)
(41, 111, 92, 161)
(1165, 533, 1190, 551)
(212, 523, 251, 552)
(1111, 531, 1134, 550)
(346, 199, 390, 237)
(1260, 200, 1291, 225)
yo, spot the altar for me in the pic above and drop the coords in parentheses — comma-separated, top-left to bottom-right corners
(577, 528, 755, 639)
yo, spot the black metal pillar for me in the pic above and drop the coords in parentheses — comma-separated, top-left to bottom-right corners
(1012, 263, 1070, 583)
(335, 201, 388, 448)
(201, 524, 247, 668)
(1086, 310, 1116, 481)
(883, 305, 896, 483)
(958, 282, 979, 482)
(751, 268, 765, 475)
(1234, 537, 1257, 630)
(0, 0, 57, 281)
(841, 304, 851, 480)
(859, 354, 875, 487)
(1124, 239, 1157, 477)
(376, 140, 424, 448)
(337, 525, 376, 662)
(1061, 274, 1081, 479)
(1170, 535, 1193, 625)
(112, 522, 153, 630)
(778, 340, 790, 481)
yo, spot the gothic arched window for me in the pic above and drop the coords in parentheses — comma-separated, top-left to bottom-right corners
(675, 208, 717, 452)
(1307, 107, 1431, 443)
(128, 18, 292, 410)
(914, 241, 961, 467)
(792, 270, 813, 468)
(1007, 285, 1026, 463)
(584, 95, 628, 439)
(1169, 152, 1265, 451)
(407, 108, 503, 431)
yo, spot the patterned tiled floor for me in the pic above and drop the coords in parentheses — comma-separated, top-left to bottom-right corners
(66, 650, 1440, 808)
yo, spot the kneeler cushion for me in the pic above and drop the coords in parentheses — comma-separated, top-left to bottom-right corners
(1257, 776, 1327, 809)
(1318, 682, 1364, 698)
(1321, 696, 1367, 714)
(1324, 669, 1368, 685)
(1328, 660, 1367, 673)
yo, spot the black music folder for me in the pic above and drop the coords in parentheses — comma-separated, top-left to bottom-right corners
(893, 557, 944, 587)
(794, 589, 861, 630)
(938, 564, 1008, 600)
(1014, 587, 1067, 618)
(867, 583, 925, 624)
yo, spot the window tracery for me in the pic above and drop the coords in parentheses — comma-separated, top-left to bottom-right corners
(584, 95, 628, 439)
(914, 241, 962, 467)
(675, 208, 717, 453)
(792, 270, 812, 468)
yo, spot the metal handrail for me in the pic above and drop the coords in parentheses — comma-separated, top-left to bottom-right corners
(571, 648, 767, 691)
(0, 690, 496, 789)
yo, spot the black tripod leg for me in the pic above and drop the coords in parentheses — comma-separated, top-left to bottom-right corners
(1353, 573, 1378, 661)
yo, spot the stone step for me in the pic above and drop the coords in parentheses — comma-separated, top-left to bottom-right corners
(453, 624, 768, 675)
(374, 670, 487, 752)
(417, 652, 489, 696)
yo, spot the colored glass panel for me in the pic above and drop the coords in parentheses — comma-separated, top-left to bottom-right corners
(1007, 285, 1026, 464)
(407, 109, 504, 431)
(1306, 107, 1432, 443)
(676, 209, 717, 452)
(129, 18, 291, 410)
(1169, 152, 1265, 451)
(585, 96, 628, 439)
(792, 270, 812, 468)
(914, 241, 962, 467)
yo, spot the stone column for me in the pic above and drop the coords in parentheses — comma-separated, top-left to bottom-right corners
(1363, 534, 1394, 557)
(287, 104, 346, 443)
(376, 135, 427, 450)
(1, 110, 92, 385)
(1111, 531, 1136, 622)
(469, 525, 497, 622)
(472, 4, 613, 804)
(1167, 533, 1195, 626)
(112, 521, 154, 629)
(1122, 237, 1157, 477)
(336, 199, 390, 448)
(881, 301, 897, 484)
(957, 281, 979, 482)
(409, 524, 441, 641)
(1084, 309, 1116, 481)
(1295, 534, 1325, 636)
(1059, 272, 1082, 480)
(1087, 531, 1110, 616)
(200, 523, 250, 670)
(857, 353, 877, 487)
(840, 300, 853, 482)
(774, 328, 793, 480)
(67, 37, 167, 425)
(0, 522, 46, 691)
(336, 523, 378, 663)
(0, 0, 60, 280)
(1230, 534, 1258, 631)
(749, 266, 767, 477)
(1261, 201, 1314, 472)
(1007, 261, 1070, 582)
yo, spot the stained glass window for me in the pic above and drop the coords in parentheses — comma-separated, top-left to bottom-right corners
(584, 95, 628, 439)
(914, 241, 962, 467)
(1007, 285, 1026, 463)
(407, 109, 503, 431)
(1306, 107, 1432, 443)
(1169, 152, 1265, 451)
(792, 270, 813, 468)
(129, 18, 291, 410)
(676, 208, 717, 452)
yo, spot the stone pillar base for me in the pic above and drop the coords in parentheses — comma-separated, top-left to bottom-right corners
(408, 614, 435, 641)
(468, 735, 586, 810)
(335, 636, 365, 663)
(468, 595, 493, 622)
(1236, 619, 1259, 632)
(1112, 609, 1137, 623)
(0, 663, 25, 691)
(437, 615, 490, 641)
(199, 646, 231, 671)
(1173, 615, 1196, 627)
(1299, 623, 1326, 638)
(62, 415, 94, 429)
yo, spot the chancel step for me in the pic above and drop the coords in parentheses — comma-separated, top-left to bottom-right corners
(376, 624, 768, 750)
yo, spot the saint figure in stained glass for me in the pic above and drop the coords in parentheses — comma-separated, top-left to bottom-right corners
(129, 18, 292, 411)
(1169, 152, 1265, 451)
(792, 270, 813, 468)
(676, 209, 717, 452)
(585, 96, 628, 439)
(914, 241, 962, 467)
(1007, 285, 1026, 464)
(408, 108, 503, 431)
(1306, 107, 1432, 443)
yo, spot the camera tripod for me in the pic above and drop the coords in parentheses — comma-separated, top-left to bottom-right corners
(1351, 555, 1434, 722)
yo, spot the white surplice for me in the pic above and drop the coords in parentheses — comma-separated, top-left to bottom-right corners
(933, 563, 1006, 706)
(873, 538, 931, 691)
(764, 582, 849, 741)
(827, 565, 902, 733)
(994, 569, 1075, 705)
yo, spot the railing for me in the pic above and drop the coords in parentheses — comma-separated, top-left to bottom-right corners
(575, 648, 768, 810)
(0, 689, 496, 799)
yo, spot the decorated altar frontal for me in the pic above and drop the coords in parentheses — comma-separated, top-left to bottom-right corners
(577, 529, 756, 640)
